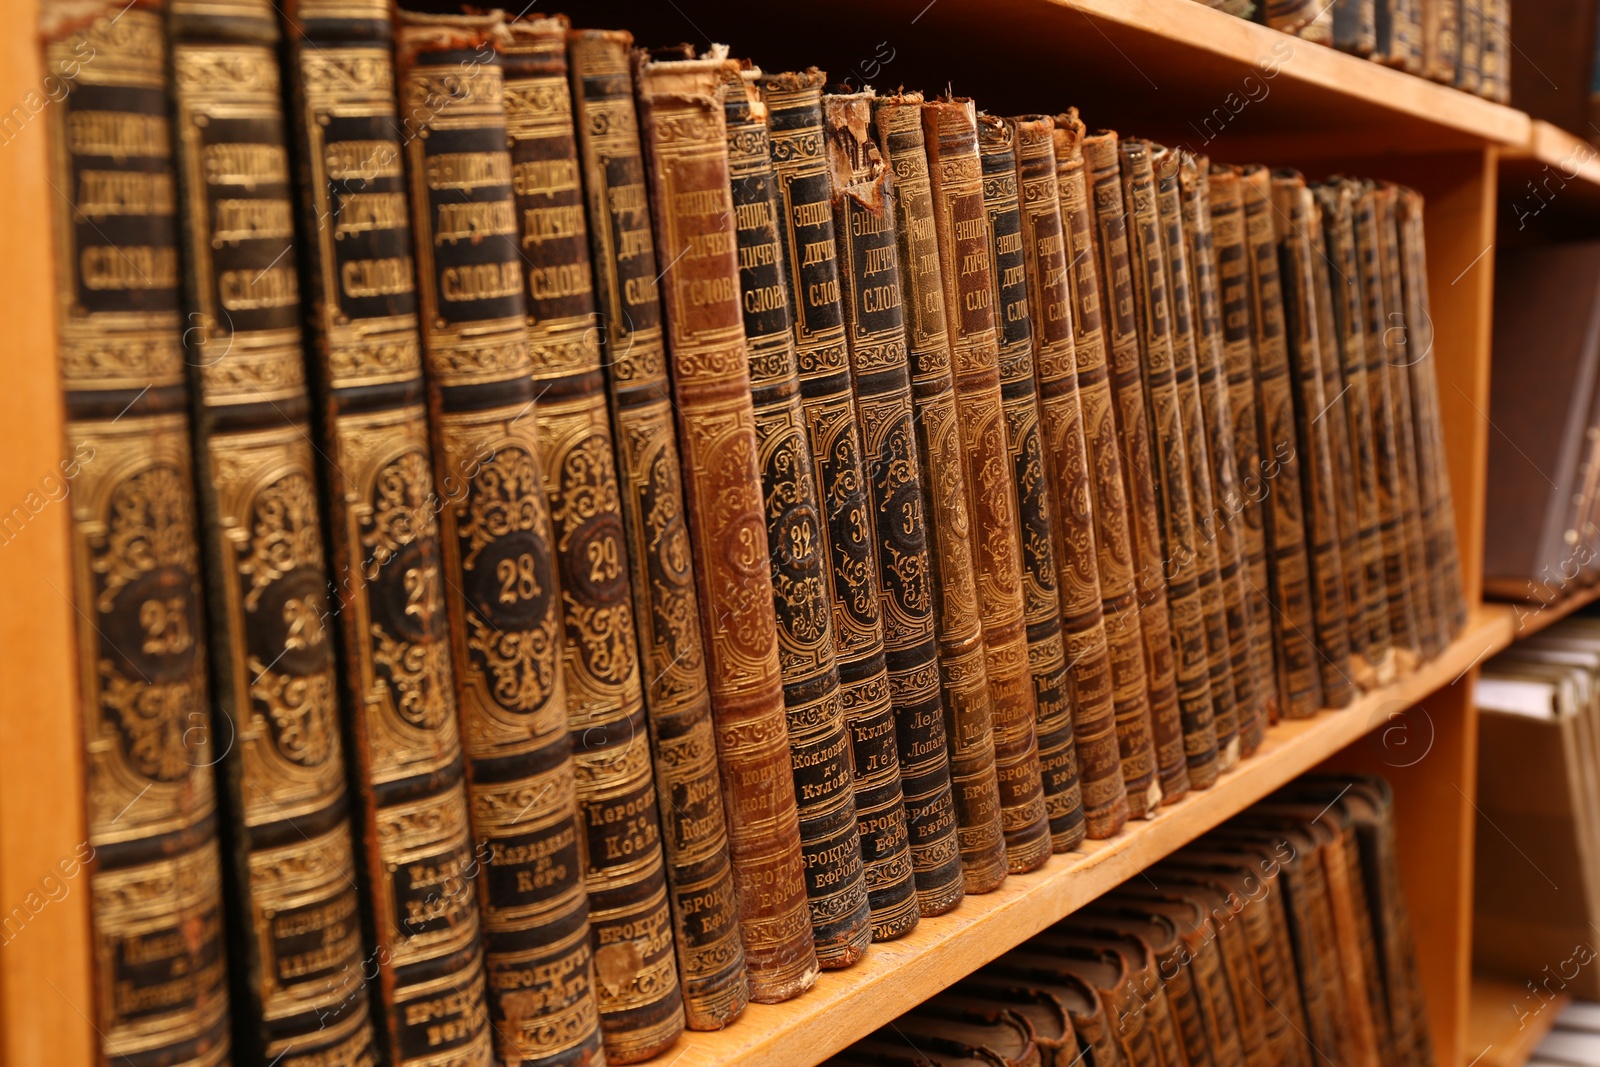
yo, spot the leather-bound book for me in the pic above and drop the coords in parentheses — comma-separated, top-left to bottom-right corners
(1081, 130, 1180, 814)
(1332, 0, 1379, 54)
(567, 29, 747, 1031)
(1120, 138, 1218, 789)
(756, 68, 888, 961)
(950, 976, 1076, 1066)
(284, 0, 489, 1060)
(901, 997, 1043, 1067)
(979, 113, 1081, 854)
(872, 92, 1003, 896)
(395, 13, 597, 1065)
(979, 958, 1124, 1067)
(1481, 0, 1510, 101)
(1422, 0, 1461, 82)
(1035, 933, 1186, 1067)
(1272, 173, 1355, 708)
(1376, 0, 1425, 71)
(1237, 166, 1322, 717)
(825, 89, 963, 917)
(923, 97, 1049, 875)
(1067, 908, 1215, 1067)
(1207, 167, 1281, 726)
(1179, 156, 1267, 756)
(46, 3, 232, 1063)
(1050, 112, 1137, 836)
(169, 1, 381, 1061)
(1457, 0, 1483, 94)
(634, 48, 819, 1003)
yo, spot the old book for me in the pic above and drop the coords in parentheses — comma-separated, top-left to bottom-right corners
(757, 68, 892, 958)
(825, 89, 963, 914)
(1179, 156, 1267, 756)
(1481, 0, 1510, 101)
(900, 998, 1042, 1066)
(872, 92, 1004, 896)
(1070, 907, 1215, 1067)
(1081, 129, 1183, 813)
(1332, 0, 1379, 54)
(46, 3, 232, 1063)
(395, 13, 597, 1064)
(1238, 165, 1322, 717)
(923, 97, 1050, 875)
(1051, 112, 1137, 837)
(284, 0, 489, 1060)
(1038, 931, 1188, 1067)
(950, 976, 1076, 1065)
(169, 1, 382, 1061)
(1121, 138, 1218, 788)
(1377, 0, 1425, 71)
(634, 48, 819, 1003)
(980, 113, 1082, 854)
(1422, 0, 1461, 82)
(980, 956, 1125, 1067)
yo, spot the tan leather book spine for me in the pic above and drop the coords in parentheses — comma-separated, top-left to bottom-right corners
(1238, 165, 1323, 717)
(1051, 112, 1136, 837)
(872, 93, 1004, 895)
(979, 113, 1080, 856)
(923, 97, 1048, 877)
(1121, 137, 1217, 789)
(1082, 130, 1181, 813)
(1422, 0, 1461, 82)
(633, 49, 819, 1003)
(46, 4, 232, 1062)
(1179, 156, 1268, 756)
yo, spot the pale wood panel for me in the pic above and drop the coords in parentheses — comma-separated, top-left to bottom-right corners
(1466, 972, 1571, 1067)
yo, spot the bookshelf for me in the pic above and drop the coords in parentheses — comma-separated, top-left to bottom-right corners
(0, 1, 1584, 1066)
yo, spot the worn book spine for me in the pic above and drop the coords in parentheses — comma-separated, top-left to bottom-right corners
(394, 15, 596, 1065)
(979, 114, 1081, 855)
(169, 2, 381, 1061)
(1238, 166, 1322, 717)
(1480, 0, 1508, 101)
(1152, 144, 1236, 779)
(634, 51, 819, 1004)
(872, 93, 1003, 896)
(1332, 0, 1379, 54)
(1121, 138, 1218, 788)
(47, 4, 231, 1063)
(757, 68, 888, 960)
(1051, 113, 1136, 836)
(1081, 130, 1179, 814)
(285, 1, 488, 1060)
(1455, 0, 1482, 94)
(1376, 0, 1424, 71)
(923, 98, 1049, 876)
(722, 70, 879, 961)
(825, 89, 962, 915)
(1422, 0, 1460, 82)
(1179, 157, 1267, 757)
(567, 29, 747, 1032)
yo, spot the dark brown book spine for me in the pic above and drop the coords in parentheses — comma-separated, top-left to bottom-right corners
(285, 1, 488, 1060)
(47, 5, 232, 1063)
(634, 51, 819, 1004)
(924, 98, 1048, 877)
(757, 69, 886, 961)
(1377, 0, 1424, 71)
(397, 17, 599, 1066)
(1081, 130, 1180, 815)
(1121, 138, 1218, 789)
(1238, 166, 1322, 717)
(1051, 113, 1136, 838)
(979, 114, 1080, 856)
(1179, 155, 1265, 758)
(825, 89, 962, 917)
(872, 93, 1004, 896)
(169, 2, 382, 1061)
(1456, 0, 1482, 94)
(567, 30, 748, 1032)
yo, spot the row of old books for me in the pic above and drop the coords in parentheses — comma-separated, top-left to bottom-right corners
(44, 0, 1467, 1063)
(1195, 0, 1511, 103)
(831, 773, 1433, 1067)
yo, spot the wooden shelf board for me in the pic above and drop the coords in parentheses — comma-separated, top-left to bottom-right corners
(668, 609, 1511, 1067)
(1466, 973, 1571, 1067)
(1484, 582, 1600, 643)
(1498, 120, 1600, 234)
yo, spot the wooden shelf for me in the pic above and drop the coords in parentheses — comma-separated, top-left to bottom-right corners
(1485, 583, 1600, 643)
(1466, 973, 1571, 1067)
(1498, 119, 1600, 236)
(669, 609, 1513, 1067)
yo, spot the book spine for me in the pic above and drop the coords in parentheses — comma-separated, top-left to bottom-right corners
(722, 72, 880, 962)
(1238, 166, 1322, 717)
(566, 29, 748, 1032)
(825, 89, 961, 917)
(1455, 0, 1482, 94)
(633, 51, 819, 1004)
(46, 5, 232, 1063)
(922, 97, 1047, 878)
(1081, 131, 1180, 814)
(756, 69, 884, 962)
(168, 3, 383, 1061)
(395, 16, 597, 1064)
(1376, 0, 1425, 71)
(1479, 0, 1508, 101)
(1011, 114, 1103, 852)
(1051, 113, 1136, 837)
(872, 94, 1004, 896)
(1421, 0, 1460, 82)
(284, 1, 490, 1060)
(977, 114, 1072, 862)
(1179, 157, 1267, 756)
